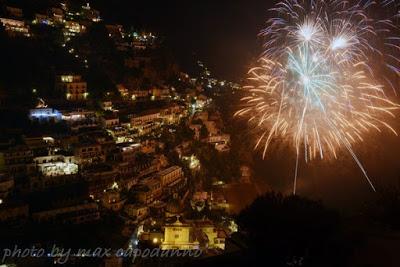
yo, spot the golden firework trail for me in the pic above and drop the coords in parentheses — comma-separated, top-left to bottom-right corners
(235, 0, 400, 193)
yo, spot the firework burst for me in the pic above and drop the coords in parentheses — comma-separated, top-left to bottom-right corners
(235, 0, 400, 193)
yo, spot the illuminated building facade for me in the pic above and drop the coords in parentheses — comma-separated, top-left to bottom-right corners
(81, 3, 101, 22)
(161, 217, 199, 250)
(63, 21, 86, 36)
(0, 18, 30, 37)
(34, 155, 78, 177)
(157, 166, 183, 187)
(101, 115, 119, 128)
(101, 189, 125, 211)
(33, 13, 53, 26)
(73, 143, 104, 166)
(56, 75, 88, 101)
(29, 108, 62, 122)
(131, 89, 150, 100)
(130, 110, 161, 129)
(124, 203, 149, 221)
(135, 178, 162, 204)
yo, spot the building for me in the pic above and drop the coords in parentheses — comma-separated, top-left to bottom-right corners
(101, 189, 125, 211)
(203, 120, 219, 136)
(101, 114, 119, 128)
(32, 202, 100, 224)
(0, 173, 14, 199)
(174, 141, 192, 158)
(125, 57, 151, 69)
(0, 201, 29, 222)
(130, 109, 161, 135)
(63, 21, 86, 36)
(116, 84, 129, 98)
(118, 143, 140, 163)
(100, 101, 113, 111)
(48, 7, 64, 24)
(151, 87, 170, 98)
(140, 140, 159, 154)
(81, 3, 101, 22)
(134, 157, 161, 178)
(82, 164, 118, 198)
(193, 219, 226, 250)
(130, 89, 150, 100)
(130, 110, 160, 126)
(159, 105, 186, 125)
(161, 217, 200, 250)
(0, 18, 30, 37)
(240, 165, 251, 183)
(155, 216, 226, 251)
(73, 143, 104, 166)
(157, 166, 184, 187)
(104, 256, 123, 267)
(215, 143, 229, 152)
(131, 31, 157, 50)
(34, 154, 78, 177)
(29, 108, 62, 122)
(189, 124, 202, 140)
(61, 109, 95, 121)
(124, 203, 149, 222)
(6, 6, 23, 18)
(105, 24, 124, 40)
(135, 178, 162, 204)
(210, 191, 229, 211)
(207, 134, 230, 145)
(33, 13, 53, 26)
(0, 146, 35, 177)
(24, 135, 54, 151)
(108, 126, 129, 143)
(56, 75, 88, 101)
(194, 111, 208, 122)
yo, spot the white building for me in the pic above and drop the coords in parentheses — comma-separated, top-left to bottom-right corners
(34, 155, 78, 177)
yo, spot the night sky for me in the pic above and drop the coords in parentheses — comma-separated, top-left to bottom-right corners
(92, 0, 274, 81)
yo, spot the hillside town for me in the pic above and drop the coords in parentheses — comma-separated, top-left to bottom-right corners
(3, 1, 399, 267)
(0, 1, 244, 266)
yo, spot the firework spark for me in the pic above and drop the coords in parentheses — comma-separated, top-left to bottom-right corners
(235, 0, 400, 193)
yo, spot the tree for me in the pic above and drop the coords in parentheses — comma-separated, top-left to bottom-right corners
(368, 182, 400, 230)
(236, 192, 350, 267)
